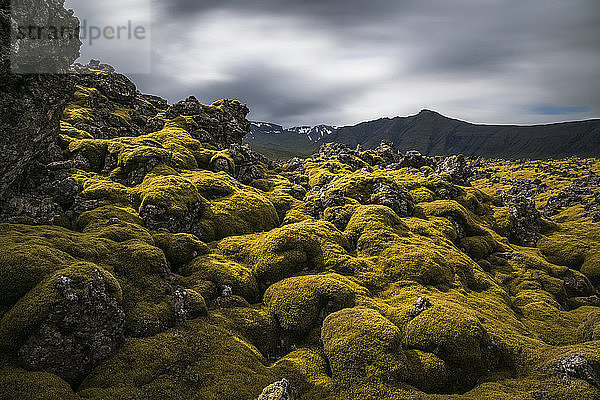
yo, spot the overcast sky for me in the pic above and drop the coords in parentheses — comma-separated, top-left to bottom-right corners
(67, 0, 600, 127)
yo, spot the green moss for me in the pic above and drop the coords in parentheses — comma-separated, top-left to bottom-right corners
(0, 263, 122, 353)
(460, 235, 498, 260)
(403, 349, 450, 393)
(217, 220, 353, 290)
(402, 302, 488, 373)
(321, 307, 406, 382)
(73, 85, 101, 102)
(489, 205, 515, 236)
(136, 170, 205, 218)
(581, 250, 600, 281)
(60, 121, 93, 139)
(182, 170, 237, 199)
(152, 232, 209, 269)
(67, 138, 108, 171)
(264, 273, 367, 333)
(76, 205, 143, 230)
(344, 205, 409, 245)
(212, 306, 279, 359)
(73, 170, 132, 205)
(417, 200, 488, 237)
(0, 236, 75, 313)
(538, 234, 588, 268)
(63, 103, 94, 124)
(112, 107, 133, 122)
(0, 367, 78, 400)
(78, 318, 301, 400)
(409, 187, 435, 203)
(179, 254, 259, 302)
(84, 221, 155, 244)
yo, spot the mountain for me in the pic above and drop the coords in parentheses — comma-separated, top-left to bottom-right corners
(244, 122, 336, 159)
(245, 110, 600, 159)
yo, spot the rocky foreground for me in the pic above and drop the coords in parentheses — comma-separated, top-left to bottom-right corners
(0, 59, 599, 400)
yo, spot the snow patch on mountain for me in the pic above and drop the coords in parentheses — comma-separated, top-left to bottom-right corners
(250, 122, 337, 142)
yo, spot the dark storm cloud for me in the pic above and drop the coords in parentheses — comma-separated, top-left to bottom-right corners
(69, 0, 600, 126)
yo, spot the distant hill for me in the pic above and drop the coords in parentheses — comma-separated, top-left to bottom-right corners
(244, 110, 600, 159)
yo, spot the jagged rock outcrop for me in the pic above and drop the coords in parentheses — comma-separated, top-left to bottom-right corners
(502, 194, 545, 246)
(507, 178, 548, 198)
(556, 354, 600, 388)
(544, 173, 600, 218)
(0, 0, 80, 199)
(67, 60, 168, 138)
(164, 96, 251, 149)
(0, 56, 256, 226)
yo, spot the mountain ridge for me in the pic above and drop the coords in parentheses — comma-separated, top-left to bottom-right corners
(245, 109, 600, 159)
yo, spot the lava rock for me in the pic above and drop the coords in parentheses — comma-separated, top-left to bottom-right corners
(436, 154, 474, 186)
(1, 0, 80, 213)
(508, 178, 548, 198)
(502, 194, 544, 246)
(556, 354, 600, 388)
(165, 97, 251, 149)
(372, 182, 414, 217)
(257, 378, 296, 400)
(18, 270, 125, 385)
(545, 173, 600, 217)
(409, 297, 432, 318)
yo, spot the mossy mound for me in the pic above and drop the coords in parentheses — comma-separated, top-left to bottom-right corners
(264, 273, 368, 334)
(321, 307, 405, 383)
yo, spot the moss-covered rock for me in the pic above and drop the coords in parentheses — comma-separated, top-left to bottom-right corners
(264, 273, 367, 334)
(321, 307, 406, 382)
(152, 231, 209, 270)
(0, 263, 124, 384)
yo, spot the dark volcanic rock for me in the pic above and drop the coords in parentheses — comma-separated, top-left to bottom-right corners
(544, 174, 600, 217)
(228, 143, 276, 184)
(436, 154, 474, 186)
(508, 178, 547, 198)
(372, 182, 414, 217)
(402, 150, 436, 170)
(502, 194, 544, 246)
(0, 0, 81, 223)
(165, 96, 251, 149)
(68, 61, 169, 139)
(18, 269, 125, 385)
(556, 354, 600, 388)
(257, 378, 296, 400)
(409, 297, 432, 318)
(0, 0, 80, 195)
(140, 201, 205, 236)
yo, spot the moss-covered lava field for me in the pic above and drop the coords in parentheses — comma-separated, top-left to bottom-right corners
(1, 63, 600, 400)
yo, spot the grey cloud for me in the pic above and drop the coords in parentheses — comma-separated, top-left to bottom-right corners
(71, 0, 600, 126)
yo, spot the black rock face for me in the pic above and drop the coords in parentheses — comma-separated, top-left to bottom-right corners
(544, 173, 600, 218)
(0, 0, 81, 218)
